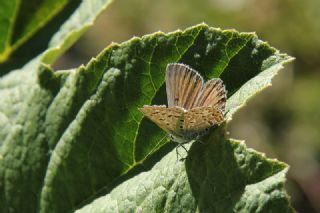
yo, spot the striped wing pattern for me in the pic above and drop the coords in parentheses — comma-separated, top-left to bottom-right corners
(194, 78, 226, 112)
(166, 63, 226, 112)
(166, 63, 203, 110)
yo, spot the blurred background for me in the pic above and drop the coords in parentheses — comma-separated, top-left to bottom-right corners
(54, 0, 320, 212)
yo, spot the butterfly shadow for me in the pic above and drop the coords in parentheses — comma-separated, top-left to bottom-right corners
(184, 128, 247, 212)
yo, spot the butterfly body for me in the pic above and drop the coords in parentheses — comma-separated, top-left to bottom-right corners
(168, 133, 197, 144)
(139, 63, 227, 144)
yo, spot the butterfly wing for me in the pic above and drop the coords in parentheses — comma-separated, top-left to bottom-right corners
(183, 106, 224, 133)
(194, 78, 227, 112)
(166, 63, 204, 110)
(142, 64, 227, 140)
(139, 105, 185, 134)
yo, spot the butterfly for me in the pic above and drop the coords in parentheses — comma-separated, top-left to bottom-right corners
(139, 63, 227, 144)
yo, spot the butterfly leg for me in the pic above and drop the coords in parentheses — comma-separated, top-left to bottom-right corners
(180, 144, 188, 154)
(175, 147, 181, 162)
(175, 143, 189, 162)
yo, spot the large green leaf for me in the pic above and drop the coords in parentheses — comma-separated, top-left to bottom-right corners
(0, 0, 113, 212)
(0, 0, 114, 144)
(0, 23, 294, 212)
(76, 130, 293, 213)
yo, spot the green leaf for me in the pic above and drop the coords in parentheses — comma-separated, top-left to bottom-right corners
(0, 0, 113, 212)
(0, 23, 294, 213)
(0, 0, 113, 74)
(39, 24, 292, 212)
(0, 0, 69, 66)
(0, 0, 114, 143)
(76, 130, 293, 213)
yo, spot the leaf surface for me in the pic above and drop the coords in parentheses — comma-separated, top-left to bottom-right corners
(0, 0, 113, 212)
(0, 23, 294, 212)
(0, 0, 70, 67)
(77, 131, 293, 213)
